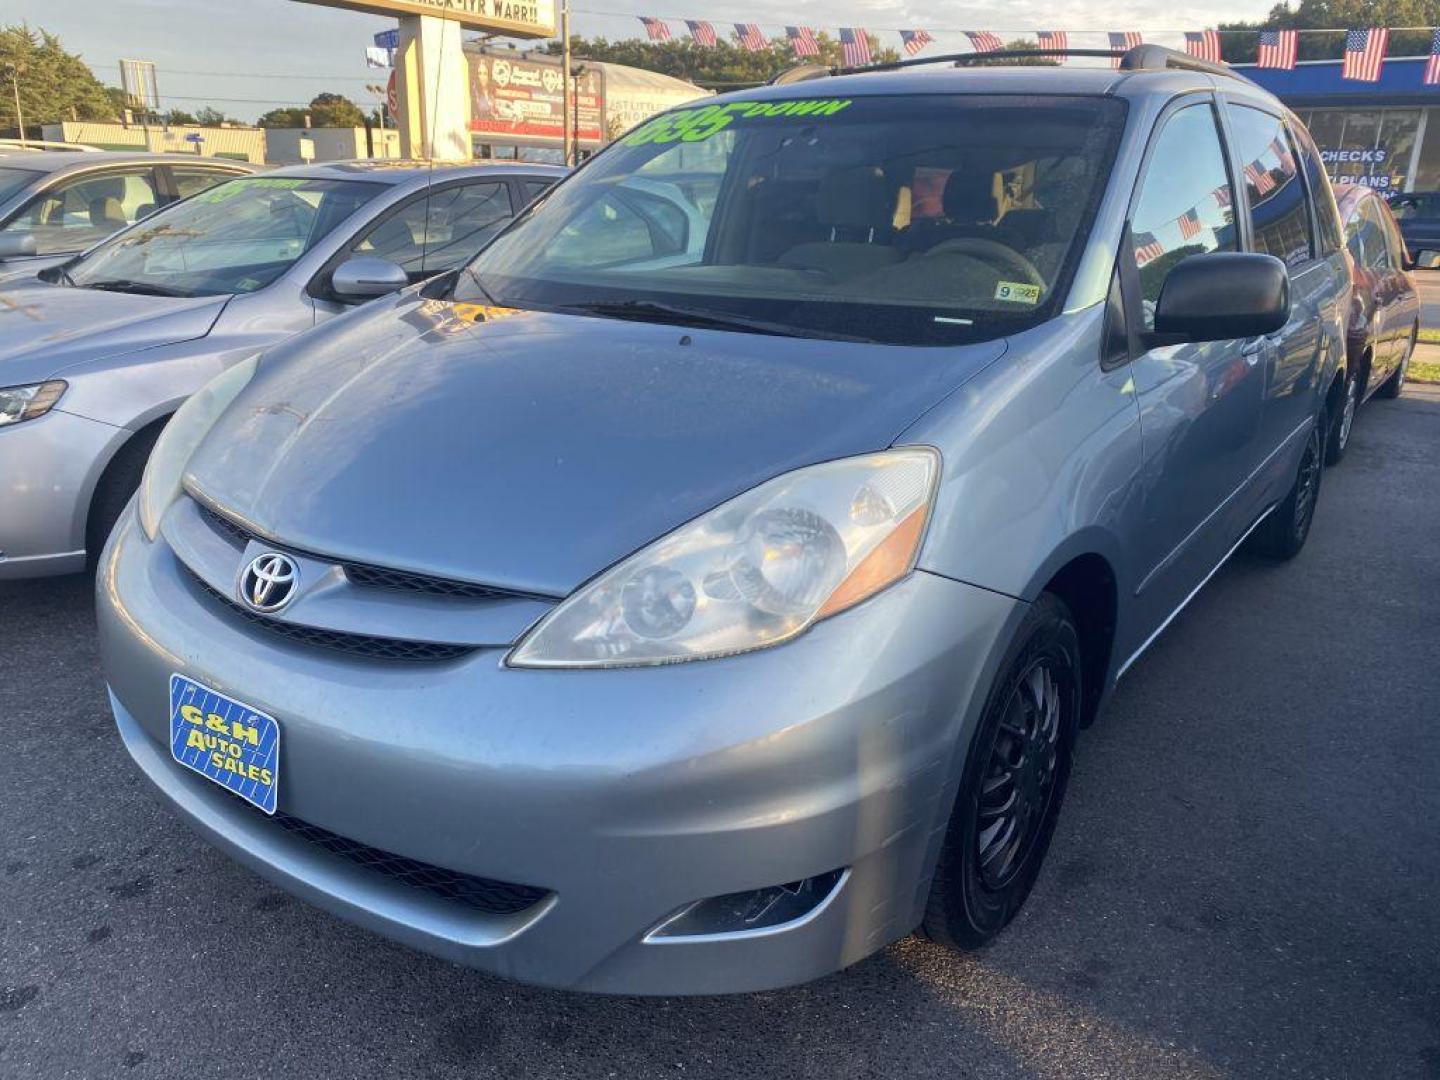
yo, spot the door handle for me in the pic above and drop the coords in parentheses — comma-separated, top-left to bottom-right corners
(1240, 338, 1268, 366)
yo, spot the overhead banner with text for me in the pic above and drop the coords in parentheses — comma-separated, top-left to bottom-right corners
(469, 52, 605, 147)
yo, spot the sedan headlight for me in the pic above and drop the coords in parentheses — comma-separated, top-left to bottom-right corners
(508, 448, 939, 668)
(138, 356, 259, 540)
(0, 381, 66, 426)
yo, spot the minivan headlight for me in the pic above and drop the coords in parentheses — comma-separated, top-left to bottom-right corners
(137, 356, 259, 540)
(508, 448, 939, 668)
(0, 380, 66, 426)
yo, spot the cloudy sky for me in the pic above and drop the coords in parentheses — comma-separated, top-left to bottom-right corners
(11, 0, 1278, 122)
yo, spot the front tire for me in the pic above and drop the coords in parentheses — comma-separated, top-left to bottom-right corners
(920, 593, 1082, 950)
(1253, 407, 1324, 561)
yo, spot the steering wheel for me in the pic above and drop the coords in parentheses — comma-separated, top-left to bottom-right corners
(922, 237, 1046, 289)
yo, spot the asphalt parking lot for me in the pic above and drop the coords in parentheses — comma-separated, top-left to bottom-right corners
(2, 386, 1438, 1080)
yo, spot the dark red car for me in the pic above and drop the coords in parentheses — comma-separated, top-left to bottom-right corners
(1329, 183, 1420, 463)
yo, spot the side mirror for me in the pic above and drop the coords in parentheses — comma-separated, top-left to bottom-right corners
(330, 256, 409, 301)
(1151, 252, 1290, 344)
(0, 232, 39, 259)
(1406, 247, 1439, 271)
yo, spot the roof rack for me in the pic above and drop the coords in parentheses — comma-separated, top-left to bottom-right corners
(794, 43, 1256, 88)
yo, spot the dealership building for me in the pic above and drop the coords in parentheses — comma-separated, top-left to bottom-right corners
(1240, 55, 1440, 194)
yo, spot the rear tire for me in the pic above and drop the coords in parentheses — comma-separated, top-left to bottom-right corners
(86, 426, 162, 572)
(1324, 368, 1359, 466)
(1253, 407, 1324, 561)
(919, 593, 1082, 950)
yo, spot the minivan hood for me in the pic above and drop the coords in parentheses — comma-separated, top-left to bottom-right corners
(187, 296, 1004, 596)
(0, 278, 226, 385)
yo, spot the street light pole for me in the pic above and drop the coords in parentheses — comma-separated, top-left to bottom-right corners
(4, 63, 25, 148)
(561, 0, 572, 167)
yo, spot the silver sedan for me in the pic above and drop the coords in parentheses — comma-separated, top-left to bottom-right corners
(0, 159, 563, 578)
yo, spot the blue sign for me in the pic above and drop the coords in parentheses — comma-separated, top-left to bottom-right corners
(374, 29, 399, 49)
(169, 674, 281, 815)
(185, 132, 204, 143)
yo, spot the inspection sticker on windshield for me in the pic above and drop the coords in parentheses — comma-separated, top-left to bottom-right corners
(168, 674, 280, 815)
(994, 281, 1042, 305)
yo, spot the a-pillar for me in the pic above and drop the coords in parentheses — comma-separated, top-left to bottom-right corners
(393, 14, 471, 161)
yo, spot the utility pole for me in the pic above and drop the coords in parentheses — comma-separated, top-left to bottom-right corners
(3, 62, 25, 147)
(560, 0, 572, 167)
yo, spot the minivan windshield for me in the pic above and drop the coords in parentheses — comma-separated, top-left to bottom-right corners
(66, 175, 383, 297)
(457, 94, 1127, 345)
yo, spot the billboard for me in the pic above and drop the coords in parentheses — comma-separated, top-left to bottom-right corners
(469, 53, 605, 147)
(295, 0, 556, 39)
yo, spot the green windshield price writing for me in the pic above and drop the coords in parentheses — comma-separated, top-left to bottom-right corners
(192, 178, 308, 204)
(624, 99, 854, 146)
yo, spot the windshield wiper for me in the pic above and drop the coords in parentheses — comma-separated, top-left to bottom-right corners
(561, 299, 871, 342)
(81, 279, 194, 298)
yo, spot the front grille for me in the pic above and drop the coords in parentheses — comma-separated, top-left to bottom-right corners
(265, 811, 549, 916)
(193, 576, 476, 663)
(194, 500, 542, 602)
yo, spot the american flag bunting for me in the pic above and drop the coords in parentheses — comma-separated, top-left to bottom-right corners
(786, 26, 821, 58)
(1257, 29, 1298, 69)
(1246, 162, 1277, 197)
(1109, 31, 1143, 68)
(1134, 231, 1164, 266)
(1184, 31, 1223, 63)
(966, 31, 1004, 53)
(1343, 28, 1389, 82)
(685, 20, 717, 47)
(734, 23, 767, 51)
(1426, 28, 1440, 85)
(900, 28, 935, 56)
(1178, 209, 1203, 241)
(1037, 30, 1068, 52)
(840, 27, 872, 66)
(639, 16, 671, 41)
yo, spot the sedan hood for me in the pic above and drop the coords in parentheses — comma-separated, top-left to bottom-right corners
(187, 295, 1005, 596)
(0, 278, 226, 385)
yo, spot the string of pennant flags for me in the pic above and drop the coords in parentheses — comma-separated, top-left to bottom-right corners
(632, 17, 1440, 83)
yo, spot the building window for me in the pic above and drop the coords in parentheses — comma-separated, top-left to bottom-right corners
(1301, 107, 1422, 195)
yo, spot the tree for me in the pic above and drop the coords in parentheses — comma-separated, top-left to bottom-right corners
(195, 106, 229, 126)
(1220, 0, 1440, 62)
(258, 92, 366, 128)
(163, 108, 197, 126)
(0, 24, 117, 134)
(971, 38, 1060, 65)
(541, 32, 901, 90)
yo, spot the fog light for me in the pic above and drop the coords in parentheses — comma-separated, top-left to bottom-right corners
(647, 869, 846, 939)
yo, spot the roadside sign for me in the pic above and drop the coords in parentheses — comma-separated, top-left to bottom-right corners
(374, 29, 398, 49)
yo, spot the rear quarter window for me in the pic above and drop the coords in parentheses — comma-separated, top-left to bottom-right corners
(1288, 122, 1343, 257)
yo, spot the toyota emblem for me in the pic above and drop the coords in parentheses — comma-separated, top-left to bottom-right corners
(239, 552, 299, 613)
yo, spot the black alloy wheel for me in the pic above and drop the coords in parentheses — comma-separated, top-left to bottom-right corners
(921, 593, 1081, 949)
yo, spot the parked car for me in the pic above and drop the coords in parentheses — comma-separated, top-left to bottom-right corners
(0, 138, 102, 154)
(1329, 183, 1420, 462)
(98, 46, 1348, 995)
(0, 159, 564, 578)
(0, 151, 254, 266)
(1388, 190, 1440, 268)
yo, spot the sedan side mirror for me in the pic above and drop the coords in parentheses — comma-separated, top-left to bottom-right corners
(0, 232, 39, 259)
(1406, 247, 1439, 271)
(330, 256, 409, 302)
(1151, 252, 1290, 344)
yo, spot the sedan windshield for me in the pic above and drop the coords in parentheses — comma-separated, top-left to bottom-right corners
(458, 94, 1127, 345)
(0, 165, 41, 205)
(66, 176, 383, 297)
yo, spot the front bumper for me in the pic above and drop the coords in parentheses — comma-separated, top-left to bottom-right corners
(98, 510, 1022, 994)
(0, 408, 125, 578)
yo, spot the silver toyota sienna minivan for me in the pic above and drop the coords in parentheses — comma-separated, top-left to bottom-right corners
(98, 46, 1351, 994)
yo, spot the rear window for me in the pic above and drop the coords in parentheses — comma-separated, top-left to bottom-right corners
(0, 165, 41, 205)
(1229, 105, 1313, 267)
